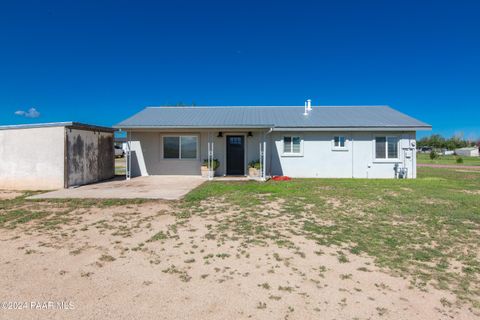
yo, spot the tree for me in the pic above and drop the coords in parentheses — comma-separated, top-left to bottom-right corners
(417, 134, 475, 150)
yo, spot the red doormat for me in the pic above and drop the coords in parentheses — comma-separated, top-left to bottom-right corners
(272, 176, 292, 181)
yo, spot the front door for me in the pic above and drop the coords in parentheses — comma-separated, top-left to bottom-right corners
(226, 135, 245, 175)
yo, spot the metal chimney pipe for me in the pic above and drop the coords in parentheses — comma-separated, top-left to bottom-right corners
(307, 99, 312, 111)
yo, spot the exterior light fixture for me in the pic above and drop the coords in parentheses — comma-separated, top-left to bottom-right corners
(217, 132, 223, 137)
(247, 131, 253, 137)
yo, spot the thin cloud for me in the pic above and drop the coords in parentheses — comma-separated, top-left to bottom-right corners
(14, 107, 40, 118)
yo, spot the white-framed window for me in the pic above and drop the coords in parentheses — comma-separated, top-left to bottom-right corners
(283, 136, 302, 155)
(333, 135, 347, 149)
(163, 135, 198, 159)
(375, 136, 398, 159)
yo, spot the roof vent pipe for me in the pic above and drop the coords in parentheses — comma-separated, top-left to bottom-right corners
(304, 99, 312, 115)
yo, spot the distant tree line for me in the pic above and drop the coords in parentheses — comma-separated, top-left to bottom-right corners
(417, 134, 479, 150)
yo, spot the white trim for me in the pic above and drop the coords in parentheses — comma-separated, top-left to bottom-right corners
(161, 134, 199, 160)
(282, 135, 303, 157)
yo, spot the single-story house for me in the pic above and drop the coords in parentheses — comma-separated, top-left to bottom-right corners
(0, 122, 115, 190)
(455, 147, 479, 157)
(114, 102, 431, 180)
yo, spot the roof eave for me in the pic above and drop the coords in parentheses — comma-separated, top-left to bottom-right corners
(273, 126, 432, 131)
(114, 125, 431, 131)
(0, 122, 114, 132)
(113, 125, 275, 130)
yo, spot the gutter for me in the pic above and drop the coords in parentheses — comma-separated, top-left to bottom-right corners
(273, 126, 432, 132)
(113, 125, 275, 130)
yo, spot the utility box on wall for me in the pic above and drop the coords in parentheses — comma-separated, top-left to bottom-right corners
(0, 122, 115, 190)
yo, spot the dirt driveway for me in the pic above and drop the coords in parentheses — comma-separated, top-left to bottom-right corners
(0, 196, 475, 320)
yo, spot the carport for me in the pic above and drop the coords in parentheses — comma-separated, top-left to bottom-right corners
(29, 175, 205, 200)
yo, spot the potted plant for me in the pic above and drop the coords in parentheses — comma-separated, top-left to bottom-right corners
(248, 160, 261, 177)
(201, 159, 220, 178)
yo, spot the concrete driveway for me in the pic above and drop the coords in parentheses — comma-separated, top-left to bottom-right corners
(28, 176, 205, 200)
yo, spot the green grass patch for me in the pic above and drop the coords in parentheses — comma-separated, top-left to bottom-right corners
(417, 153, 480, 166)
(181, 167, 480, 308)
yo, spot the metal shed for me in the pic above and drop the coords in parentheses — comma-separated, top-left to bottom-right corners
(0, 122, 115, 190)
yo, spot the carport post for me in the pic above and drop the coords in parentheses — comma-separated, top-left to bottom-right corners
(259, 139, 263, 180)
(262, 136, 267, 180)
(207, 132, 214, 180)
(261, 128, 273, 181)
(126, 130, 131, 180)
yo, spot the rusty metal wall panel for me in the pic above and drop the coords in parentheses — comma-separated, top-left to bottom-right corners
(97, 132, 115, 181)
(66, 129, 114, 187)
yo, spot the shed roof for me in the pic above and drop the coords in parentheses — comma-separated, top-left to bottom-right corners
(455, 147, 478, 151)
(115, 106, 431, 131)
(0, 122, 114, 132)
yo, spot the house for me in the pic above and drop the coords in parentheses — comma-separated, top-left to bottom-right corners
(114, 102, 431, 180)
(455, 147, 479, 157)
(0, 122, 115, 190)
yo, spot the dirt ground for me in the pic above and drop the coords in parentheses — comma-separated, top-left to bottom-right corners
(0, 197, 476, 320)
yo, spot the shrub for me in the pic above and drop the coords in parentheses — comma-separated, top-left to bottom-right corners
(456, 157, 464, 164)
(248, 160, 261, 169)
(429, 150, 438, 160)
(202, 159, 220, 170)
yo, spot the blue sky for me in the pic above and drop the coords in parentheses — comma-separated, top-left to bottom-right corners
(1, 0, 479, 139)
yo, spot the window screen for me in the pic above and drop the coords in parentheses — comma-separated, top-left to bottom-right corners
(334, 136, 346, 148)
(163, 137, 180, 159)
(375, 137, 386, 159)
(163, 136, 197, 159)
(283, 136, 301, 154)
(180, 136, 197, 159)
(387, 137, 398, 159)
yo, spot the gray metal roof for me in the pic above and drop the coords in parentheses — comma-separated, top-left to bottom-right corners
(0, 122, 114, 132)
(115, 106, 431, 130)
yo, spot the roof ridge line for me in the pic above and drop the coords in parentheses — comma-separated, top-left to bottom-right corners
(144, 105, 391, 109)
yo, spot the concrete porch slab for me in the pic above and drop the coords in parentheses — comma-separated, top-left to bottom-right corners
(28, 176, 205, 200)
(211, 176, 266, 182)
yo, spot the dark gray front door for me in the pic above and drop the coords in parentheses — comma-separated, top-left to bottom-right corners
(226, 135, 245, 175)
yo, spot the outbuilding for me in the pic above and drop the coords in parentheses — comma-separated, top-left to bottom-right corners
(0, 122, 115, 190)
(455, 147, 479, 157)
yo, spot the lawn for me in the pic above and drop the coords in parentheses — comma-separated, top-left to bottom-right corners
(417, 152, 480, 166)
(0, 167, 479, 319)
(183, 167, 480, 308)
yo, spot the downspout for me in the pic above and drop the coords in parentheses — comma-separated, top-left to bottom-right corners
(351, 134, 354, 178)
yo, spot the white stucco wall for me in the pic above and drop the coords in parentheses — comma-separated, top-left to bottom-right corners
(0, 126, 65, 190)
(128, 130, 417, 179)
(128, 130, 263, 176)
(269, 131, 416, 178)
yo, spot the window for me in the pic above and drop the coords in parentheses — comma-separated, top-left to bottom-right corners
(333, 136, 346, 148)
(163, 136, 198, 159)
(283, 136, 301, 154)
(229, 137, 242, 145)
(375, 136, 398, 159)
